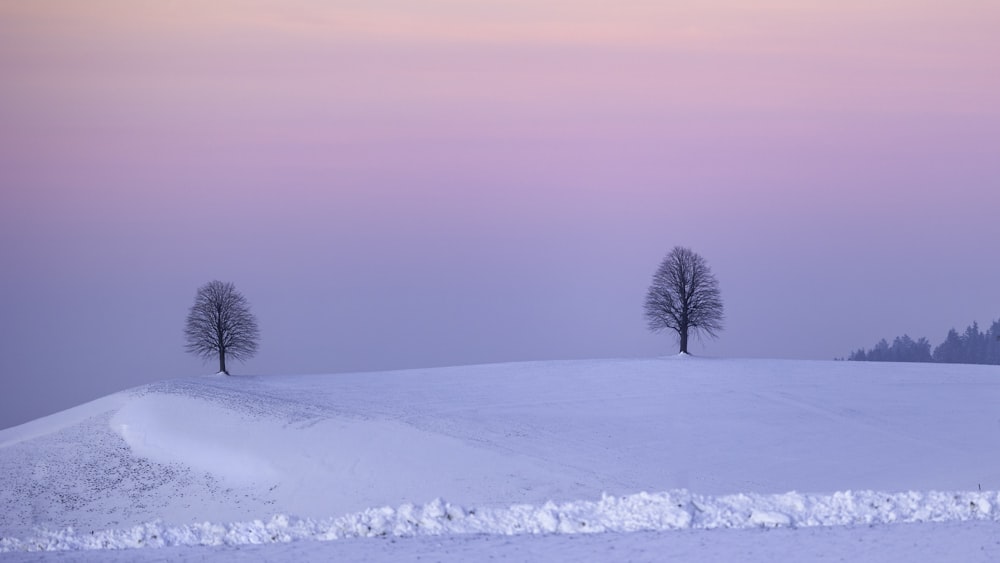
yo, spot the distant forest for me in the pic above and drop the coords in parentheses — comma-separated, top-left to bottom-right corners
(847, 319, 1000, 365)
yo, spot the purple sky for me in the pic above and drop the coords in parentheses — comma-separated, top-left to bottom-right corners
(2, 1, 999, 429)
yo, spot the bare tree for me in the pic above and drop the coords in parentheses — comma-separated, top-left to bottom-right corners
(184, 280, 259, 375)
(644, 246, 724, 354)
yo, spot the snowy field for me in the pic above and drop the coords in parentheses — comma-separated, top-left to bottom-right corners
(1, 357, 999, 561)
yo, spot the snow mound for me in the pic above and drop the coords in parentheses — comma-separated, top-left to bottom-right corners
(0, 393, 128, 448)
(3, 489, 996, 553)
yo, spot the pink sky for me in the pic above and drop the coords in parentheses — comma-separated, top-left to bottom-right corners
(1, 0, 999, 428)
(3, 1, 997, 219)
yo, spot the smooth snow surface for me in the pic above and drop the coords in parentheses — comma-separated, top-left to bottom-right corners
(2, 357, 999, 561)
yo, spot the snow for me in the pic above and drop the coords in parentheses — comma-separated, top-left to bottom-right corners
(0, 393, 128, 449)
(1, 357, 999, 561)
(3, 489, 999, 553)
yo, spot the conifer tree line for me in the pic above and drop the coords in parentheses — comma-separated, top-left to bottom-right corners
(847, 318, 1000, 364)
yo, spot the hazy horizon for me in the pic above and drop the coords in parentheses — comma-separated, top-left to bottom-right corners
(2, 0, 998, 430)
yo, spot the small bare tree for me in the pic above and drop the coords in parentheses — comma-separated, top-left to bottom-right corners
(644, 246, 724, 354)
(184, 280, 259, 375)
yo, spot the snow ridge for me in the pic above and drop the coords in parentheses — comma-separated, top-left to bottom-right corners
(2, 489, 996, 553)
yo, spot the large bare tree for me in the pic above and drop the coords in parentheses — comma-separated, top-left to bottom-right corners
(644, 246, 724, 354)
(184, 280, 259, 375)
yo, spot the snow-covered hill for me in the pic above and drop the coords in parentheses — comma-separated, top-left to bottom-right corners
(1, 357, 999, 561)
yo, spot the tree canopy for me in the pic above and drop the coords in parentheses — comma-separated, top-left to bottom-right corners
(644, 246, 724, 354)
(184, 280, 259, 375)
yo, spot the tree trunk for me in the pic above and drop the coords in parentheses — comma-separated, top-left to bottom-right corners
(679, 327, 689, 354)
(219, 351, 228, 375)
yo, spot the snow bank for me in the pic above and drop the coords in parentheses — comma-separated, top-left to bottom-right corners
(3, 489, 996, 553)
(111, 394, 279, 484)
(102, 390, 579, 519)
